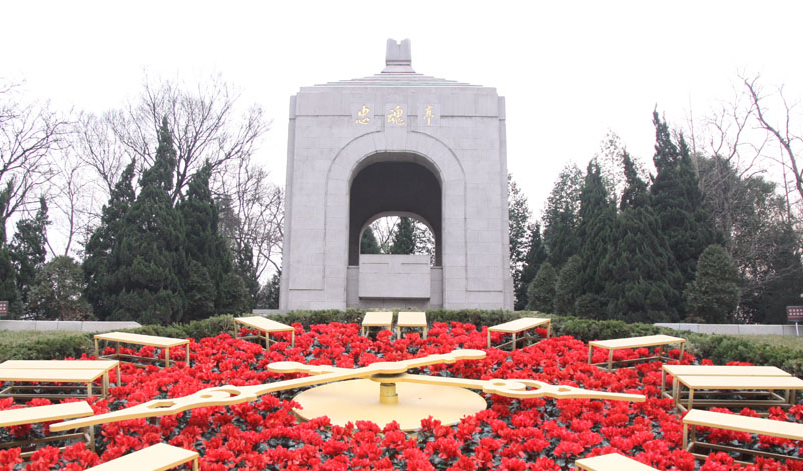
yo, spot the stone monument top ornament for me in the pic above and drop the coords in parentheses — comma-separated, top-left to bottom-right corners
(382, 38, 415, 73)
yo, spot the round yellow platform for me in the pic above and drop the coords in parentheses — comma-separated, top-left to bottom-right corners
(293, 378, 487, 431)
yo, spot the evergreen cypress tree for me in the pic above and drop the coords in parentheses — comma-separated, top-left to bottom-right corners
(685, 244, 740, 323)
(554, 255, 582, 315)
(576, 160, 615, 312)
(257, 270, 281, 309)
(389, 217, 416, 254)
(526, 261, 556, 313)
(178, 163, 247, 320)
(83, 160, 136, 320)
(0, 183, 22, 317)
(233, 241, 259, 309)
(602, 151, 682, 323)
(650, 111, 718, 295)
(360, 226, 381, 254)
(514, 222, 547, 310)
(106, 117, 186, 324)
(10, 197, 49, 308)
(543, 164, 583, 269)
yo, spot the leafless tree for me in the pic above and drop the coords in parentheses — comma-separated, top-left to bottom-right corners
(45, 149, 97, 258)
(685, 85, 771, 252)
(104, 74, 270, 202)
(0, 81, 69, 227)
(743, 74, 803, 215)
(218, 157, 284, 284)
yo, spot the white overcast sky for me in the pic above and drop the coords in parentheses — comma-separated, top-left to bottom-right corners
(3, 0, 803, 219)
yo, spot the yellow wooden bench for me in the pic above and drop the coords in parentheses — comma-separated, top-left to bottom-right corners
(85, 442, 199, 471)
(0, 359, 120, 393)
(662, 365, 790, 404)
(94, 332, 190, 368)
(396, 311, 427, 339)
(0, 401, 95, 458)
(0, 368, 108, 400)
(575, 453, 659, 470)
(233, 316, 295, 349)
(588, 334, 685, 371)
(683, 408, 803, 464)
(361, 311, 393, 336)
(487, 317, 551, 350)
(675, 374, 803, 412)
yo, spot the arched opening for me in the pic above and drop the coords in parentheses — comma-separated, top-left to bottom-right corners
(348, 155, 442, 266)
(359, 214, 436, 264)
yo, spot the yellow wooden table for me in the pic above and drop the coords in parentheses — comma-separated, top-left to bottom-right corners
(588, 334, 685, 370)
(94, 332, 189, 368)
(361, 311, 393, 336)
(0, 359, 121, 391)
(487, 317, 551, 350)
(575, 453, 659, 470)
(0, 368, 107, 400)
(675, 374, 803, 412)
(233, 316, 295, 349)
(396, 311, 427, 339)
(0, 401, 95, 458)
(662, 365, 789, 404)
(683, 408, 803, 463)
(85, 442, 199, 471)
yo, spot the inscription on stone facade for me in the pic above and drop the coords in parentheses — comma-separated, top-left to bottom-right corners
(385, 104, 406, 126)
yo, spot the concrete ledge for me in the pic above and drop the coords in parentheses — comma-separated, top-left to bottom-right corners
(656, 323, 801, 336)
(0, 320, 141, 333)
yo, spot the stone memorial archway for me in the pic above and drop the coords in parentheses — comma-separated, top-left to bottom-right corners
(280, 39, 513, 310)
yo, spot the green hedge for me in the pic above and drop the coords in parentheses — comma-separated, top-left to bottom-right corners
(2, 311, 803, 376)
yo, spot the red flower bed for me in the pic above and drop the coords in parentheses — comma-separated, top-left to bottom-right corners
(2, 322, 803, 470)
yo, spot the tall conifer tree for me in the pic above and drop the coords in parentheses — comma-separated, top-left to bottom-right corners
(575, 160, 615, 317)
(602, 152, 682, 322)
(360, 227, 381, 254)
(0, 183, 22, 317)
(10, 197, 49, 307)
(514, 222, 547, 310)
(84, 160, 137, 320)
(650, 111, 718, 294)
(107, 117, 186, 324)
(179, 163, 248, 320)
(389, 217, 417, 254)
(543, 164, 583, 269)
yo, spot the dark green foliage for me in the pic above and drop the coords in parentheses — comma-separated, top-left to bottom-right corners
(526, 262, 556, 312)
(0, 331, 93, 361)
(686, 244, 741, 323)
(84, 160, 136, 320)
(183, 260, 216, 320)
(602, 152, 681, 323)
(360, 227, 381, 254)
(576, 160, 615, 299)
(743, 224, 803, 324)
(10, 197, 49, 307)
(514, 223, 548, 310)
(233, 242, 259, 309)
(257, 270, 281, 309)
(650, 112, 718, 295)
(389, 217, 416, 254)
(554, 255, 582, 315)
(178, 163, 248, 319)
(543, 164, 583, 268)
(106, 117, 186, 324)
(27, 256, 92, 320)
(0, 183, 22, 317)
